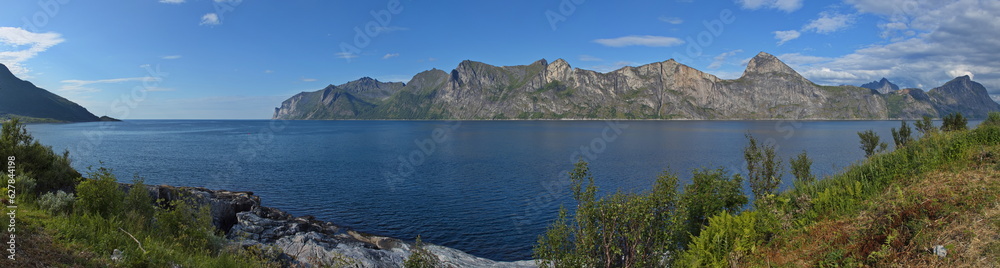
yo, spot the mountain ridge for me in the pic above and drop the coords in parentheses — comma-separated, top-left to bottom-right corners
(0, 63, 100, 122)
(273, 52, 1000, 120)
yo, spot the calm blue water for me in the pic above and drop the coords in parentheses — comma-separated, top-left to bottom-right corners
(23, 120, 976, 261)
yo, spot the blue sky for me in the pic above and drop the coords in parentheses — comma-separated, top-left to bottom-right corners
(1, 0, 998, 119)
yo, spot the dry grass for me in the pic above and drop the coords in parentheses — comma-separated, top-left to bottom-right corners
(756, 147, 1000, 267)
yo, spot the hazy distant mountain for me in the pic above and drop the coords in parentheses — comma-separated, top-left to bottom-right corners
(0, 63, 99, 122)
(273, 52, 999, 120)
(860, 78, 900, 94)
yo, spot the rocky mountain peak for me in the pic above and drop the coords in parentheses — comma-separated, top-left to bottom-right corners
(860, 77, 900, 94)
(741, 52, 804, 79)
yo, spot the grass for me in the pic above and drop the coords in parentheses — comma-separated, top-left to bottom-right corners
(741, 125, 1000, 266)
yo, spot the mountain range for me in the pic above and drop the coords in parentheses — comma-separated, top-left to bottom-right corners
(273, 52, 1000, 120)
(0, 63, 101, 122)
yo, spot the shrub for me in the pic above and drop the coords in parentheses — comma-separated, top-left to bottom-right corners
(404, 235, 439, 268)
(858, 130, 888, 157)
(0, 118, 81, 195)
(891, 121, 913, 147)
(38, 190, 75, 215)
(914, 115, 937, 135)
(156, 196, 219, 250)
(123, 178, 155, 232)
(675, 211, 761, 267)
(744, 133, 782, 203)
(75, 166, 124, 218)
(983, 112, 1000, 127)
(789, 150, 815, 184)
(942, 112, 968, 132)
(535, 161, 682, 267)
(677, 168, 747, 248)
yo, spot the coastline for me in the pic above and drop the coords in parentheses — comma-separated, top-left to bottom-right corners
(125, 183, 536, 267)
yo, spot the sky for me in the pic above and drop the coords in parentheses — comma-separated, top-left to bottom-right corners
(1, 0, 998, 119)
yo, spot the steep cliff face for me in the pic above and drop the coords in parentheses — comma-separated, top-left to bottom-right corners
(273, 52, 997, 120)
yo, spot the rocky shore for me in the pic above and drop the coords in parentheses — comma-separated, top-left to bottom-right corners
(123, 183, 535, 267)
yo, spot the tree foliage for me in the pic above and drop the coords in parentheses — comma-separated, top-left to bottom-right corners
(0, 118, 81, 194)
(404, 235, 439, 268)
(535, 161, 747, 267)
(744, 133, 782, 203)
(914, 115, 938, 135)
(858, 130, 888, 157)
(941, 112, 968, 132)
(890, 121, 913, 148)
(789, 150, 815, 184)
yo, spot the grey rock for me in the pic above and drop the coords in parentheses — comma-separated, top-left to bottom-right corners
(111, 249, 124, 263)
(933, 245, 947, 258)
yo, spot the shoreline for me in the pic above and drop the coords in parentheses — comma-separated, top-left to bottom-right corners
(125, 183, 536, 267)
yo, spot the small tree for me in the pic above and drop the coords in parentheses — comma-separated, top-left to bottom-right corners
(858, 130, 888, 157)
(914, 115, 937, 135)
(789, 150, 815, 184)
(404, 235, 439, 268)
(983, 112, 1000, 127)
(744, 133, 782, 202)
(676, 168, 748, 248)
(891, 121, 913, 147)
(942, 112, 968, 132)
(75, 166, 124, 218)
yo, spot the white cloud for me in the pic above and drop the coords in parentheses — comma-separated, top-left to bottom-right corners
(578, 55, 603, 62)
(658, 16, 684, 24)
(300, 78, 317, 82)
(787, 0, 1000, 94)
(264, 70, 273, 74)
(773, 30, 801, 45)
(382, 53, 399, 59)
(737, 0, 803, 12)
(0, 27, 64, 76)
(374, 26, 408, 33)
(708, 49, 743, 69)
(59, 77, 163, 93)
(159, 0, 185, 3)
(593, 35, 684, 47)
(803, 12, 856, 34)
(200, 13, 220, 25)
(161, 55, 182, 60)
(335, 52, 358, 59)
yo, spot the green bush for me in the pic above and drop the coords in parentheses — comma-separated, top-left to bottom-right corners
(744, 133, 782, 202)
(0, 118, 81, 195)
(677, 168, 747, 248)
(123, 178, 155, 232)
(534, 161, 681, 267)
(858, 130, 888, 157)
(983, 112, 1000, 127)
(891, 121, 913, 147)
(676, 211, 761, 267)
(942, 112, 968, 132)
(789, 150, 815, 184)
(156, 196, 220, 251)
(914, 115, 937, 135)
(38, 190, 74, 215)
(404, 235, 439, 268)
(75, 166, 124, 218)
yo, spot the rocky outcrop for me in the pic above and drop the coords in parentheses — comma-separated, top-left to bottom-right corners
(123, 184, 534, 267)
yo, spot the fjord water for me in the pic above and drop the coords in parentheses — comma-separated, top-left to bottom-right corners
(24, 120, 972, 261)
